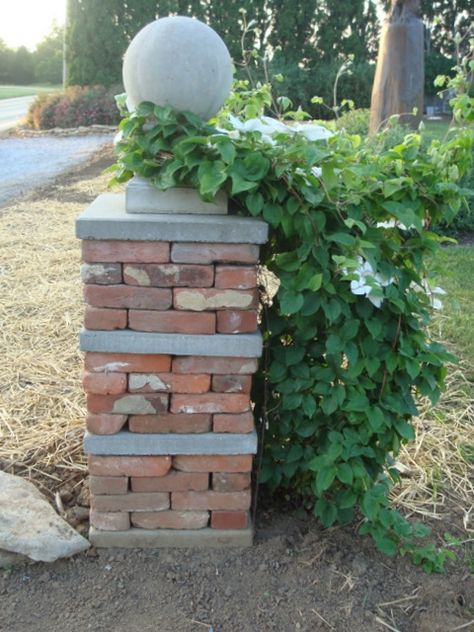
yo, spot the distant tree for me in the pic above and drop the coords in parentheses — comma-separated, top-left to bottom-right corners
(370, 0, 424, 133)
(11, 46, 35, 84)
(34, 25, 63, 84)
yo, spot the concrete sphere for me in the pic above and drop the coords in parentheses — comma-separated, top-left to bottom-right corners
(123, 16, 233, 120)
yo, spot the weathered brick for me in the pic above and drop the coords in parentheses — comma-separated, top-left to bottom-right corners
(211, 511, 249, 529)
(172, 490, 251, 511)
(86, 413, 127, 435)
(91, 492, 170, 513)
(124, 264, 214, 287)
(82, 240, 169, 264)
(131, 472, 209, 492)
(173, 288, 258, 311)
(213, 412, 254, 434)
(85, 352, 171, 374)
(212, 472, 251, 492)
(172, 356, 258, 375)
(171, 243, 259, 264)
(84, 306, 127, 330)
(89, 509, 130, 531)
(82, 372, 127, 395)
(128, 373, 210, 394)
(129, 414, 211, 434)
(173, 455, 253, 473)
(89, 475, 128, 495)
(129, 310, 215, 334)
(212, 375, 252, 394)
(84, 285, 172, 310)
(88, 455, 172, 477)
(87, 393, 169, 415)
(215, 266, 257, 289)
(171, 393, 250, 414)
(81, 263, 122, 285)
(131, 511, 209, 529)
(216, 310, 258, 334)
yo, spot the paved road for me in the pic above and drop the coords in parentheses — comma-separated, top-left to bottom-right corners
(0, 135, 113, 206)
(0, 96, 36, 131)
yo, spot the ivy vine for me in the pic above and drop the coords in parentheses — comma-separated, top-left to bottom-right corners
(111, 76, 473, 572)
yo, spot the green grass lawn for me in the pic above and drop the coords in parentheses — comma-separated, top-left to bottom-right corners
(0, 84, 61, 99)
(421, 118, 452, 144)
(430, 245, 474, 375)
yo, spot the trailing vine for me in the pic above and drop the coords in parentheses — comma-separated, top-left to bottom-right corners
(111, 67, 473, 571)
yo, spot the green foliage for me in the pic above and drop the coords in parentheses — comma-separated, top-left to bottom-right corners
(27, 85, 120, 129)
(34, 26, 63, 85)
(111, 77, 473, 570)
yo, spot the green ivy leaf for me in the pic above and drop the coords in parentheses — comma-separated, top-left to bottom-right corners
(279, 290, 304, 315)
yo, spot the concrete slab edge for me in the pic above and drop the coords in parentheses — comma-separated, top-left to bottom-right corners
(89, 525, 253, 548)
(84, 430, 258, 455)
(80, 329, 263, 357)
(76, 194, 268, 244)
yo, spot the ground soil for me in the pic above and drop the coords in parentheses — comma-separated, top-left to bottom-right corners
(0, 152, 473, 632)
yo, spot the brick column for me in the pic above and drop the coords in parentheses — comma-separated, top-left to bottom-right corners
(76, 192, 268, 547)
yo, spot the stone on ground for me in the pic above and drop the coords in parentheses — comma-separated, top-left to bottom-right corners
(0, 471, 89, 565)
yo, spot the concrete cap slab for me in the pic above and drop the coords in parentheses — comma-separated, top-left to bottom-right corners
(76, 194, 268, 244)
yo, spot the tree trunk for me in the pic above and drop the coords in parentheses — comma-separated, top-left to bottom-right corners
(369, 0, 424, 134)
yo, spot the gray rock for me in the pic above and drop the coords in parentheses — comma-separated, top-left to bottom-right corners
(0, 471, 90, 563)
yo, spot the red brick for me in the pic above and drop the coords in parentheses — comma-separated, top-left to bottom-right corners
(87, 393, 168, 415)
(173, 455, 253, 473)
(171, 393, 250, 414)
(90, 509, 130, 531)
(88, 455, 172, 477)
(213, 412, 254, 434)
(212, 375, 252, 394)
(81, 262, 122, 285)
(129, 413, 211, 434)
(211, 511, 249, 529)
(172, 356, 258, 375)
(131, 472, 209, 492)
(124, 264, 214, 287)
(129, 310, 216, 334)
(84, 285, 172, 310)
(82, 372, 127, 395)
(215, 266, 257, 289)
(173, 288, 258, 311)
(84, 306, 127, 330)
(128, 373, 210, 394)
(91, 492, 170, 512)
(85, 352, 171, 374)
(89, 475, 128, 495)
(172, 490, 251, 511)
(171, 243, 259, 264)
(131, 511, 209, 529)
(217, 310, 258, 334)
(86, 413, 127, 435)
(212, 472, 251, 492)
(82, 240, 169, 263)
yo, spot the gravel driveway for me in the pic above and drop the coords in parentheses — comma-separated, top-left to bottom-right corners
(0, 135, 113, 206)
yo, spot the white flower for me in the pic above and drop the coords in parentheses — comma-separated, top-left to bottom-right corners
(376, 220, 415, 231)
(346, 257, 393, 309)
(224, 115, 332, 145)
(292, 122, 333, 141)
(411, 279, 446, 310)
(311, 166, 322, 178)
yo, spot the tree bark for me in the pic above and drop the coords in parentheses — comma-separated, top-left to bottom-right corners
(369, 0, 424, 134)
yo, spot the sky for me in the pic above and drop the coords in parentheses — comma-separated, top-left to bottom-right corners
(0, 0, 66, 50)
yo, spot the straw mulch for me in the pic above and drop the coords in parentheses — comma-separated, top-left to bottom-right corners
(0, 150, 115, 499)
(0, 150, 472, 533)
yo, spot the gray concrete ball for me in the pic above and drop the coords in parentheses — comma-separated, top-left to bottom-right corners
(123, 16, 233, 120)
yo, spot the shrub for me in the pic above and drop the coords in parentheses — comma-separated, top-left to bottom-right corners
(27, 85, 121, 129)
(335, 108, 370, 136)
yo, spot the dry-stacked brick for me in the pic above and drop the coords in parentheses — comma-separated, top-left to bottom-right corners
(76, 193, 268, 547)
